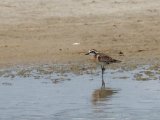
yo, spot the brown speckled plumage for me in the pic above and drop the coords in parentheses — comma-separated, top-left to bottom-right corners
(85, 49, 121, 88)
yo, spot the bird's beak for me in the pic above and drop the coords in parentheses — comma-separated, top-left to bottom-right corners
(85, 52, 89, 55)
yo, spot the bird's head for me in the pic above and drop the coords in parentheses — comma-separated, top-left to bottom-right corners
(85, 49, 98, 56)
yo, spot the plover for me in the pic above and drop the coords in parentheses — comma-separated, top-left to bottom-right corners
(85, 49, 121, 88)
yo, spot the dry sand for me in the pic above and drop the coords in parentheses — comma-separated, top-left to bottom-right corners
(0, 0, 160, 68)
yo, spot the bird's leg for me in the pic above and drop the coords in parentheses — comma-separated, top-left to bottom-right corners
(101, 65, 105, 88)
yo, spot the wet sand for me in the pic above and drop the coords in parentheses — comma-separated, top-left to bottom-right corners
(0, 0, 160, 68)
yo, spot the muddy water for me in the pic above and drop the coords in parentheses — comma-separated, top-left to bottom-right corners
(0, 65, 160, 120)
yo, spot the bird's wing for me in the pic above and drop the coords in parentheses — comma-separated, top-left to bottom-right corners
(97, 55, 113, 62)
(97, 54, 121, 63)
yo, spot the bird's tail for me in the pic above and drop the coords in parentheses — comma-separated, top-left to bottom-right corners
(112, 59, 121, 63)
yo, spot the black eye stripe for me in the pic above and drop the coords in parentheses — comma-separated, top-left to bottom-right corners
(90, 51, 96, 54)
(89, 49, 98, 54)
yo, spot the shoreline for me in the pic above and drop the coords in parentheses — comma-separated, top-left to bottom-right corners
(0, 0, 160, 68)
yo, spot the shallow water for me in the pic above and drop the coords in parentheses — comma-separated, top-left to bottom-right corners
(0, 65, 160, 120)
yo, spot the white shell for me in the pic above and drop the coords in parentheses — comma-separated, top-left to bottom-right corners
(72, 43, 80, 45)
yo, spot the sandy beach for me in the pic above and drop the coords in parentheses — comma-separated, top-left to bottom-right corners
(0, 0, 160, 68)
(1, 1, 160, 119)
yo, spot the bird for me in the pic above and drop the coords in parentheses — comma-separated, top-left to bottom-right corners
(85, 49, 121, 88)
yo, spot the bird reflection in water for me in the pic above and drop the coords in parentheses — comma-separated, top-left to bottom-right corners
(92, 87, 118, 105)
